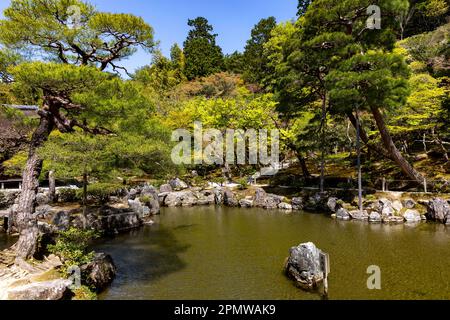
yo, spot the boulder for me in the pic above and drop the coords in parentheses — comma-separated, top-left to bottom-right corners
(0, 190, 20, 209)
(239, 199, 253, 208)
(426, 198, 450, 224)
(369, 212, 382, 223)
(379, 199, 394, 216)
(7, 279, 72, 300)
(159, 184, 173, 193)
(336, 208, 351, 220)
(284, 242, 325, 290)
(402, 199, 416, 209)
(223, 189, 238, 207)
(213, 188, 224, 205)
(291, 197, 304, 211)
(36, 193, 49, 206)
(326, 197, 340, 213)
(392, 200, 403, 213)
(164, 191, 197, 207)
(403, 209, 421, 223)
(253, 188, 267, 208)
(81, 253, 116, 292)
(51, 210, 71, 230)
(127, 188, 138, 200)
(264, 194, 283, 209)
(278, 202, 293, 211)
(304, 193, 328, 212)
(169, 178, 189, 191)
(349, 210, 369, 221)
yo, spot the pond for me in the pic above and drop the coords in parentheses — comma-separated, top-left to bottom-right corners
(90, 206, 450, 300)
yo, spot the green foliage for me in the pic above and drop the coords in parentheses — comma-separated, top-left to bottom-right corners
(0, 0, 155, 69)
(183, 17, 224, 79)
(242, 17, 277, 85)
(2, 150, 27, 176)
(223, 51, 245, 74)
(77, 183, 124, 204)
(48, 227, 98, 271)
(58, 188, 80, 203)
(72, 285, 97, 300)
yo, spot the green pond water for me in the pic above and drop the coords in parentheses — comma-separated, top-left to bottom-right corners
(89, 206, 450, 300)
(1, 207, 449, 299)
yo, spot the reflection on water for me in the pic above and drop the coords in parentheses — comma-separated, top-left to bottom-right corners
(93, 206, 450, 300)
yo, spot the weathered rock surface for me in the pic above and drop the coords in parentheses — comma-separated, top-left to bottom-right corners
(169, 178, 189, 191)
(349, 210, 369, 221)
(284, 242, 325, 290)
(402, 199, 416, 209)
(426, 198, 450, 224)
(0, 190, 20, 210)
(326, 197, 340, 213)
(336, 208, 351, 220)
(278, 202, 293, 211)
(164, 191, 197, 207)
(369, 212, 382, 223)
(159, 184, 173, 193)
(6, 279, 72, 300)
(81, 253, 116, 292)
(403, 209, 421, 223)
(223, 189, 238, 207)
(239, 199, 253, 208)
(291, 197, 304, 211)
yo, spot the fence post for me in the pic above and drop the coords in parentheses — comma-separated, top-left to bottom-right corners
(1, 183, 4, 190)
(424, 178, 427, 193)
(382, 177, 386, 192)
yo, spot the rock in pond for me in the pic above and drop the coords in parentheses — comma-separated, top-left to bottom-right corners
(223, 189, 238, 207)
(278, 202, 293, 211)
(291, 197, 304, 210)
(284, 242, 326, 290)
(81, 253, 116, 293)
(426, 198, 450, 224)
(336, 208, 351, 220)
(239, 199, 253, 208)
(369, 212, 382, 223)
(403, 209, 421, 223)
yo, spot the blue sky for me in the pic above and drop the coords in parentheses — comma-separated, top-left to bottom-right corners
(0, 0, 298, 73)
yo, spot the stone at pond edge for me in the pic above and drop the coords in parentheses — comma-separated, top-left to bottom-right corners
(291, 197, 304, 210)
(7, 279, 73, 300)
(284, 242, 325, 290)
(336, 208, 351, 220)
(81, 253, 116, 293)
(426, 198, 450, 224)
(223, 189, 238, 207)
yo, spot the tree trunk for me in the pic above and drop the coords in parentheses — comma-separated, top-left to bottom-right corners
(370, 106, 424, 184)
(82, 172, 88, 229)
(298, 154, 311, 180)
(346, 111, 395, 161)
(320, 95, 326, 193)
(14, 110, 53, 260)
(48, 170, 56, 203)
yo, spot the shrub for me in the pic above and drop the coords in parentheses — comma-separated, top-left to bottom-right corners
(48, 227, 99, 272)
(58, 188, 80, 203)
(72, 285, 97, 300)
(237, 177, 249, 190)
(77, 183, 124, 204)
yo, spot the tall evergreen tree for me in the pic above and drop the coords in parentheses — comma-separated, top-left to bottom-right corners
(243, 16, 277, 85)
(0, 0, 156, 259)
(183, 17, 224, 80)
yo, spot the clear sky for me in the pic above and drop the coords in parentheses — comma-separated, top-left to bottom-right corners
(0, 0, 298, 73)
